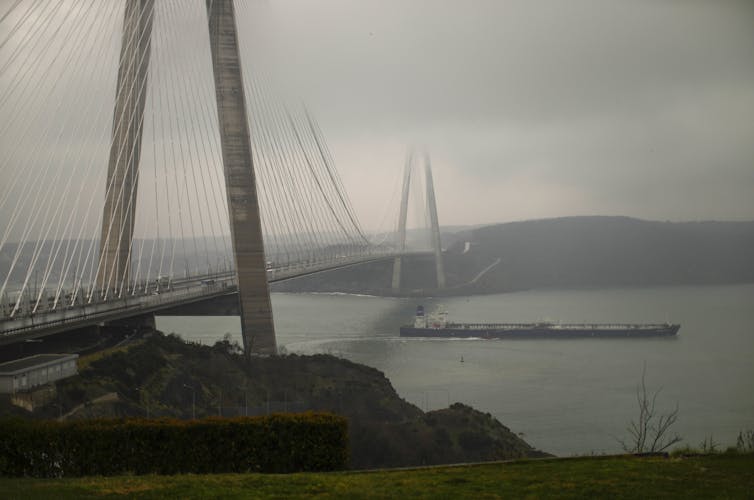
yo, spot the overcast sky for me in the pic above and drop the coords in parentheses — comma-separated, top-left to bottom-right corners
(2, 0, 753, 239)
(240, 0, 754, 229)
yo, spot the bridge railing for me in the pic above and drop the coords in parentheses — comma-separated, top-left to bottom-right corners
(1, 246, 407, 337)
(0, 269, 239, 319)
(0, 278, 238, 337)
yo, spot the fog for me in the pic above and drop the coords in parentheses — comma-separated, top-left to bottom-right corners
(244, 0, 754, 228)
(1, 0, 753, 241)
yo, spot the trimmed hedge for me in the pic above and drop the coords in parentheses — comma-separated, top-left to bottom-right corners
(0, 413, 348, 477)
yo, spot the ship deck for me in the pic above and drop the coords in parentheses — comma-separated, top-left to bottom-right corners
(443, 322, 677, 331)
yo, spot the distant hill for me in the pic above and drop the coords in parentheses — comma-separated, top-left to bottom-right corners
(444, 216, 754, 294)
(6, 218, 751, 297)
(275, 216, 754, 295)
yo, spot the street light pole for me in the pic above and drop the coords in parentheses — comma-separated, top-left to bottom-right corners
(238, 386, 247, 417)
(183, 384, 195, 419)
(53, 401, 62, 420)
(135, 388, 150, 418)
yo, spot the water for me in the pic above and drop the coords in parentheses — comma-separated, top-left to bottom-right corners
(156, 284, 754, 456)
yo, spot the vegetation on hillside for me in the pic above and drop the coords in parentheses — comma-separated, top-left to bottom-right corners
(0, 332, 547, 469)
(273, 217, 754, 295)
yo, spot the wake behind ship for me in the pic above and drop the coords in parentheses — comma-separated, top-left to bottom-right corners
(400, 306, 680, 339)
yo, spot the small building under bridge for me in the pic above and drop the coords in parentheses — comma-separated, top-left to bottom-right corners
(0, 353, 78, 394)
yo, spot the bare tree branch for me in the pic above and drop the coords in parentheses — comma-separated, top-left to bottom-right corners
(618, 364, 682, 454)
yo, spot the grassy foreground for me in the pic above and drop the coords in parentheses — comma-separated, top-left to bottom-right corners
(1, 454, 752, 499)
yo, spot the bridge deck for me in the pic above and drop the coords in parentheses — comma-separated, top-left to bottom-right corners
(0, 252, 426, 345)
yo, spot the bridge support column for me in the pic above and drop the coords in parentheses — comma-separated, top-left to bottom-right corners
(98, 0, 154, 294)
(391, 151, 413, 292)
(206, 0, 276, 355)
(424, 153, 446, 289)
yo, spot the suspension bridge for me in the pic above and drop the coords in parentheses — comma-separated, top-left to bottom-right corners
(0, 1, 447, 354)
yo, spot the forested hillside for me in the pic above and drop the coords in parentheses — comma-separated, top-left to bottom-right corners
(275, 217, 754, 295)
(446, 217, 754, 293)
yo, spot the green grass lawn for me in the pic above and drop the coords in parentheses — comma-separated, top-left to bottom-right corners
(1, 454, 752, 499)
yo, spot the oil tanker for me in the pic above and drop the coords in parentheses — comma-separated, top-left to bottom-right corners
(399, 306, 680, 339)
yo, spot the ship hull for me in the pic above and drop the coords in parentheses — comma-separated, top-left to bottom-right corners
(399, 323, 680, 339)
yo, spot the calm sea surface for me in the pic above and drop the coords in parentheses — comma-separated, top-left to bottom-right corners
(156, 283, 754, 456)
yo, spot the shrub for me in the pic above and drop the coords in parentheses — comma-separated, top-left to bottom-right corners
(0, 413, 348, 477)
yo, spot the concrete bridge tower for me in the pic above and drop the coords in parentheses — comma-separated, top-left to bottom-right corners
(391, 150, 446, 291)
(424, 152, 446, 290)
(98, 0, 154, 294)
(100, 0, 276, 355)
(391, 151, 413, 291)
(206, 0, 276, 355)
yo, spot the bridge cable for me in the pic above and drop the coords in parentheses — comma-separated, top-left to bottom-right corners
(0, 0, 115, 313)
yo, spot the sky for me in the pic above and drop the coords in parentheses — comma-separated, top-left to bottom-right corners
(240, 0, 754, 229)
(1, 0, 753, 240)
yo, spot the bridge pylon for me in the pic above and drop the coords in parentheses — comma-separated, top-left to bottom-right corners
(424, 152, 446, 289)
(391, 149, 446, 291)
(206, 0, 276, 355)
(97, 0, 155, 294)
(391, 150, 413, 291)
(97, 0, 276, 355)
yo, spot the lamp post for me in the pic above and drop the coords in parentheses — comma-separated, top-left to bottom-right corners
(135, 388, 150, 418)
(53, 402, 62, 420)
(238, 386, 247, 417)
(183, 384, 195, 419)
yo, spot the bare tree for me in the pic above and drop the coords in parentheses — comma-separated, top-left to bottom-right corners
(618, 365, 682, 454)
(736, 430, 754, 453)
